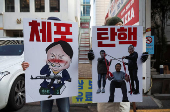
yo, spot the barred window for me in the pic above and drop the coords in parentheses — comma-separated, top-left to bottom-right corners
(20, 0, 29, 12)
(35, 0, 45, 12)
(50, 0, 60, 12)
(81, 5, 90, 16)
(5, 0, 15, 12)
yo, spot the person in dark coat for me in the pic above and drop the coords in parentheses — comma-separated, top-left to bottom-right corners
(97, 50, 112, 93)
(122, 45, 139, 94)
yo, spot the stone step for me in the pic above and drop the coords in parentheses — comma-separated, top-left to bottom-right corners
(153, 94, 170, 100)
(79, 57, 89, 60)
(152, 74, 170, 78)
(79, 48, 90, 50)
(81, 39, 90, 42)
(151, 71, 159, 75)
(79, 44, 90, 46)
(79, 49, 89, 51)
(135, 96, 159, 109)
(81, 37, 90, 39)
(151, 69, 157, 72)
(79, 55, 88, 58)
(79, 60, 90, 63)
(151, 72, 159, 75)
(80, 42, 90, 44)
(151, 71, 158, 73)
(81, 32, 90, 34)
(79, 47, 90, 48)
(79, 54, 87, 55)
(79, 51, 89, 54)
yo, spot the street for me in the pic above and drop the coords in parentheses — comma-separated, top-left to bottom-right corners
(1, 99, 170, 112)
(0, 104, 97, 112)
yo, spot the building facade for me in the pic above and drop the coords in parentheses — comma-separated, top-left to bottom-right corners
(91, 0, 110, 26)
(0, 0, 80, 37)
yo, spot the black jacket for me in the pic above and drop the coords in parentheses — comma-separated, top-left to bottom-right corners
(97, 57, 110, 74)
(125, 51, 138, 70)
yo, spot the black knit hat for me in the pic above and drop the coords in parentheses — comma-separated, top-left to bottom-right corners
(47, 17, 61, 21)
(106, 17, 123, 26)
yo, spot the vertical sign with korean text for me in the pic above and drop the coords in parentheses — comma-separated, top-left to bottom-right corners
(23, 19, 78, 103)
(92, 26, 143, 102)
(146, 36, 154, 54)
(72, 79, 92, 103)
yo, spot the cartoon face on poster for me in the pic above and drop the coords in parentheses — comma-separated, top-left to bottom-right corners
(23, 19, 78, 103)
(92, 26, 143, 102)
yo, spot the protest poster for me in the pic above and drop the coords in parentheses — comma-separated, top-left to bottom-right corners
(92, 26, 143, 102)
(23, 19, 78, 103)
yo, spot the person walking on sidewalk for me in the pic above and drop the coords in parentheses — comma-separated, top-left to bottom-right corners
(98, 16, 130, 112)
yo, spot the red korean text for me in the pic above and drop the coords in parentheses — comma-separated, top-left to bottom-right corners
(29, 20, 73, 42)
(97, 27, 137, 47)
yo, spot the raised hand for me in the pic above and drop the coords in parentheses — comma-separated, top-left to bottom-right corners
(21, 62, 29, 71)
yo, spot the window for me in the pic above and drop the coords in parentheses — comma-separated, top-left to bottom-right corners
(81, 5, 90, 16)
(50, 0, 60, 12)
(20, 0, 29, 12)
(82, 0, 90, 4)
(83, 0, 86, 4)
(35, 0, 45, 12)
(85, 0, 90, 4)
(6, 30, 23, 37)
(5, 0, 15, 12)
(0, 40, 24, 56)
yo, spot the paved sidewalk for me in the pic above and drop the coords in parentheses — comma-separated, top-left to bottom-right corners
(0, 104, 97, 112)
(79, 63, 92, 78)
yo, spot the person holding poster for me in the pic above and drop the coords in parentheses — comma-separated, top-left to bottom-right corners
(89, 17, 131, 112)
(22, 17, 78, 112)
(122, 45, 139, 94)
(89, 16, 148, 112)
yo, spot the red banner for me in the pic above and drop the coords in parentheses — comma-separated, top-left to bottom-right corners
(105, 10, 109, 20)
(80, 22, 89, 28)
(117, 0, 139, 25)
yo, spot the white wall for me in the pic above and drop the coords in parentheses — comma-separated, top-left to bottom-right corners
(76, 0, 81, 26)
(144, 0, 151, 94)
(0, 0, 4, 36)
(90, 0, 96, 27)
(95, 0, 110, 26)
(2, 0, 79, 30)
(90, 0, 96, 48)
(0, 0, 5, 12)
(0, 15, 3, 36)
(68, 0, 75, 22)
